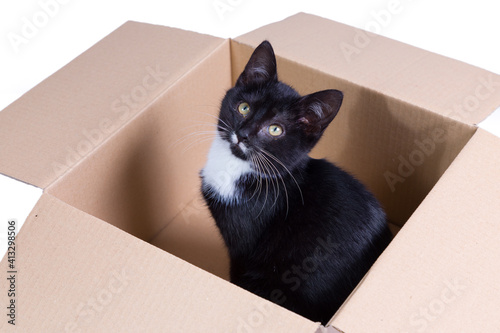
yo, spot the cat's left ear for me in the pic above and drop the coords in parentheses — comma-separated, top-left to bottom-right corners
(297, 89, 343, 134)
(236, 41, 278, 87)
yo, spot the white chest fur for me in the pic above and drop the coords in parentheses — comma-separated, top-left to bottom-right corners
(201, 133, 252, 201)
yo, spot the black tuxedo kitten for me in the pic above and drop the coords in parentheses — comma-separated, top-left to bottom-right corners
(200, 41, 392, 324)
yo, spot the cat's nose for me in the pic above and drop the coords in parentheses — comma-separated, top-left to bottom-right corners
(230, 131, 247, 145)
(236, 134, 247, 143)
(235, 129, 250, 143)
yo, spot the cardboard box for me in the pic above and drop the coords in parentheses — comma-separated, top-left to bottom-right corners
(1, 13, 500, 332)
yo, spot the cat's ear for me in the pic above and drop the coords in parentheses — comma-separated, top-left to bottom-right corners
(297, 90, 343, 134)
(236, 40, 278, 87)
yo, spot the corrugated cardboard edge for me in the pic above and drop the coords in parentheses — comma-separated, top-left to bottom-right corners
(316, 325, 345, 333)
(0, 193, 321, 332)
(330, 128, 500, 332)
(234, 12, 500, 126)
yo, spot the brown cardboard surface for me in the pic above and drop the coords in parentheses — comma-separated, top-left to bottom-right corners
(150, 192, 230, 279)
(0, 193, 320, 332)
(2, 13, 500, 332)
(330, 128, 500, 332)
(0, 21, 225, 189)
(235, 13, 500, 126)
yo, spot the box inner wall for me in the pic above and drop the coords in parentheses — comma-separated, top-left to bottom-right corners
(231, 41, 476, 228)
(47, 41, 232, 278)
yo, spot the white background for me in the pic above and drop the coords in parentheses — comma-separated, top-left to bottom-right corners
(1, 0, 500, 255)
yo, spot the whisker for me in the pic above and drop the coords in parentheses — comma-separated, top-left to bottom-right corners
(187, 110, 234, 132)
(259, 148, 304, 206)
(251, 153, 272, 218)
(247, 154, 264, 203)
(174, 122, 231, 140)
(257, 151, 283, 213)
(176, 122, 228, 132)
(168, 130, 218, 151)
(180, 134, 217, 154)
(259, 153, 280, 209)
(254, 154, 270, 204)
(171, 111, 235, 154)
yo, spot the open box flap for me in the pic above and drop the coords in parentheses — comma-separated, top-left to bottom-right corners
(234, 13, 500, 126)
(0, 193, 320, 332)
(329, 128, 500, 332)
(0, 21, 225, 189)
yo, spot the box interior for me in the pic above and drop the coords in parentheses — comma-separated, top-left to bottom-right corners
(45, 39, 476, 283)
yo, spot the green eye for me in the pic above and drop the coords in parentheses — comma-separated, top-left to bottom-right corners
(268, 124, 283, 137)
(238, 102, 250, 116)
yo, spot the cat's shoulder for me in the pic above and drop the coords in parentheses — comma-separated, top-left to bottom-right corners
(304, 158, 367, 194)
(305, 158, 348, 179)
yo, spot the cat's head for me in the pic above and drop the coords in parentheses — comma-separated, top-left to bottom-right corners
(218, 41, 343, 174)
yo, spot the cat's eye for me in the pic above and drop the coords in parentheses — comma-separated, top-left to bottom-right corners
(238, 102, 250, 116)
(268, 124, 283, 137)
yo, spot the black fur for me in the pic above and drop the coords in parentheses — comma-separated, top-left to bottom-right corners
(201, 41, 392, 324)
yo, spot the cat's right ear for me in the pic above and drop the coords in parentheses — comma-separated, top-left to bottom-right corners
(236, 41, 278, 87)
